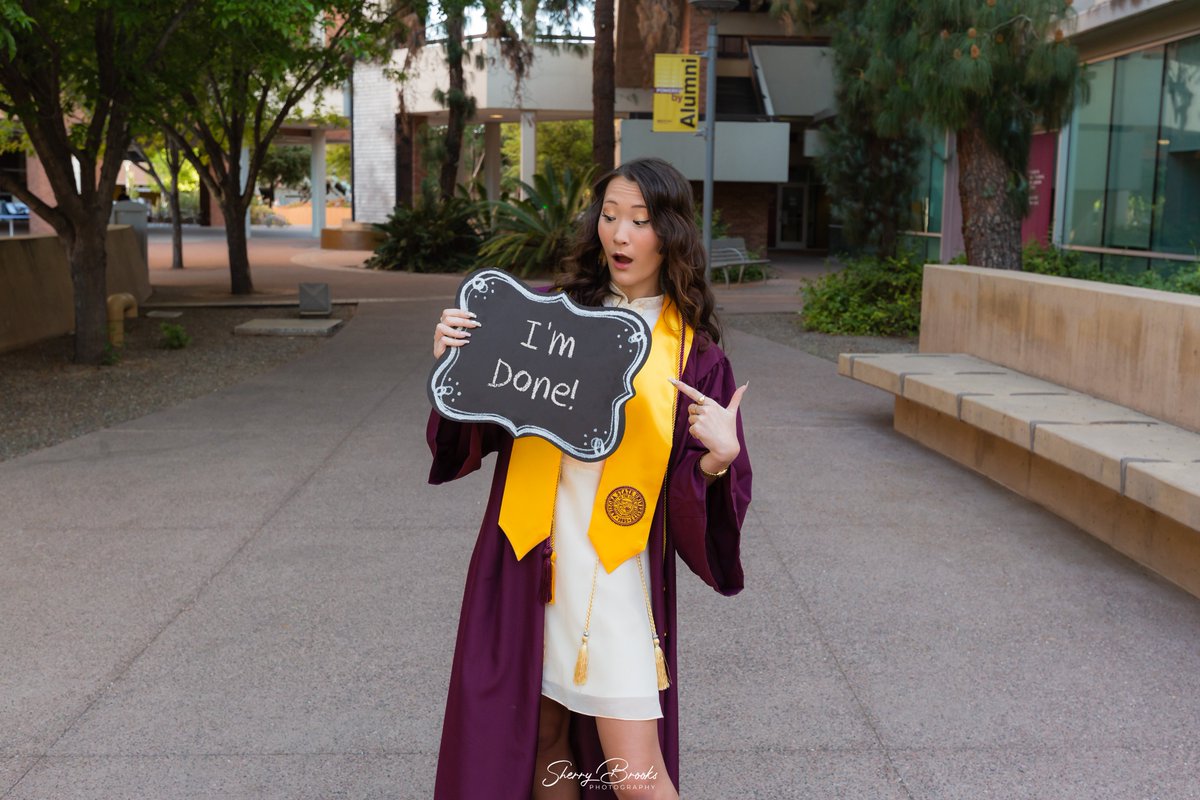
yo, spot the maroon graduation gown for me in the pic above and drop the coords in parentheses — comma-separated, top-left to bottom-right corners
(427, 335, 752, 799)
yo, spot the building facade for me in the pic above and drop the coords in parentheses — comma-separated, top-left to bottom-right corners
(917, 0, 1200, 272)
(1053, 0, 1200, 274)
(351, 0, 835, 254)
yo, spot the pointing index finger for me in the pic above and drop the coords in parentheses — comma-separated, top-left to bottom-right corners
(668, 377, 705, 404)
(726, 382, 749, 413)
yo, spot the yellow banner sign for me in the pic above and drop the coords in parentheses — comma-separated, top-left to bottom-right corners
(652, 54, 700, 133)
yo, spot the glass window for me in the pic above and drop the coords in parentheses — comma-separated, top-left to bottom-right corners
(1152, 38, 1200, 254)
(1075, 250, 1103, 271)
(907, 129, 946, 234)
(1064, 60, 1115, 247)
(1104, 49, 1165, 250)
(1101, 253, 1151, 276)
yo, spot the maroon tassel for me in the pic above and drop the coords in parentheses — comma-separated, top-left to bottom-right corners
(539, 540, 555, 604)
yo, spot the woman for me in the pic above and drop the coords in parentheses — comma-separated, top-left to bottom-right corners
(427, 157, 752, 798)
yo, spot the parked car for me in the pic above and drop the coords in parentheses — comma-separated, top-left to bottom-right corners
(0, 195, 30, 218)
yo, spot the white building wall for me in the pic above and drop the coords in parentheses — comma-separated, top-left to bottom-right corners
(618, 120, 790, 183)
(394, 40, 650, 117)
(1067, 0, 1181, 35)
(352, 61, 399, 224)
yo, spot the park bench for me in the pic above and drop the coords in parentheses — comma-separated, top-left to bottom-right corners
(838, 264, 1200, 599)
(710, 236, 770, 285)
(1, 200, 29, 236)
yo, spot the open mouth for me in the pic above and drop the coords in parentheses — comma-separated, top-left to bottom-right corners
(612, 253, 633, 266)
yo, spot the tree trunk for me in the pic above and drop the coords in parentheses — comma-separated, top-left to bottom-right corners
(957, 124, 1022, 270)
(592, 0, 615, 174)
(68, 221, 110, 364)
(168, 141, 184, 270)
(440, 4, 467, 199)
(225, 202, 253, 294)
(220, 169, 253, 294)
(169, 187, 184, 270)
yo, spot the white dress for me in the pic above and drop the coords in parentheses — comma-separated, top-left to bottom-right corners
(540, 289, 665, 721)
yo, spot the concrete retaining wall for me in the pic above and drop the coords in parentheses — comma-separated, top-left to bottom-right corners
(919, 264, 1200, 432)
(0, 226, 151, 354)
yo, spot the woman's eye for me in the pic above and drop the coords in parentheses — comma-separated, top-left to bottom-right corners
(633, 219, 651, 227)
(601, 213, 616, 222)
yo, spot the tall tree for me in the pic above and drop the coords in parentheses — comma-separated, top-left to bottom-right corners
(134, 135, 191, 269)
(438, 0, 472, 198)
(811, 0, 922, 257)
(0, 1, 197, 363)
(778, 0, 1082, 268)
(156, 1, 393, 294)
(402, 0, 576, 198)
(857, 0, 1082, 268)
(591, 0, 614, 173)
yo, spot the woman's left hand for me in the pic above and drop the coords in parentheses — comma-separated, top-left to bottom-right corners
(670, 377, 748, 469)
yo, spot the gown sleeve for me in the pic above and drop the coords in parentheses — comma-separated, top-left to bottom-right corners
(667, 351, 751, 596)
(426, 408, 506, 484)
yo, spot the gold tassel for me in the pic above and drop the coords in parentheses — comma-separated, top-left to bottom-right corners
(654, 636, 670, 691)
(549, 551, 557, 605)
(573, 632, 590, 685)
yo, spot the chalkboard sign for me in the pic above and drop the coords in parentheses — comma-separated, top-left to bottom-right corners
(429, 269, 653, 462)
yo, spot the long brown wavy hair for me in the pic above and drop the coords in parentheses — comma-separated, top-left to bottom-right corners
(556, 158, 721, 346)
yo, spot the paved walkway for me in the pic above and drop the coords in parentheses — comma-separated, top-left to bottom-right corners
(1, 229, 1199, 799)
(141, 224, 829, 313)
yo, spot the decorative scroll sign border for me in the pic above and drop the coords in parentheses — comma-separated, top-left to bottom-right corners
(428, 269, 653, 462)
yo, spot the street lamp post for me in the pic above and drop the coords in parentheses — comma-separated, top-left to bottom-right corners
(689, 0, 737, 284)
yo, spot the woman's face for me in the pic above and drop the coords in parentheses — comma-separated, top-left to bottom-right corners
(598, 176, 664, 300)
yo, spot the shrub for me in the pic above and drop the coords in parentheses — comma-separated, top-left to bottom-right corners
(1022, 241, 1200, 296)
(366, 186, 487, 274)
(249, 197, 288, 227)
(478, 163, 595, 277)
(160, 322, 191, 349)
(800, 251, 923, 337)
(1021, 241, 1104, 281)
(693, 206, 730, 240)
(100, 342, 122, 366)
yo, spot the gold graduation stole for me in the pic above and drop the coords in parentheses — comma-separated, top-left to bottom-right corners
(498, 296, 692, 574)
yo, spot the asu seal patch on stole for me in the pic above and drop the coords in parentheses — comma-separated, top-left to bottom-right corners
(604, 486, 646, 526)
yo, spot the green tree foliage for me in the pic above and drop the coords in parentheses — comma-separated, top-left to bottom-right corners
(400, 0, 584, 199)
(0, 3, 28, 57)
(814, 0, 922, 257)
(258, 145, 311, 206)
(479, 162, 595, 276)
(155, 1, 394, 294)
(328, 143, 351, 182)
(134, 135, 194, 269)
(857, 0, 1083, 269)
(782, 0, 1083, 269)
(0, 0, 198, 364)
(499, 119, 593, 193)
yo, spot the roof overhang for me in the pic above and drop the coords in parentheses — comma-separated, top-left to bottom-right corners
(749, 43, 834, 118)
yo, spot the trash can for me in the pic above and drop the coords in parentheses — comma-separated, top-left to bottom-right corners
(110, 200, 149, 266)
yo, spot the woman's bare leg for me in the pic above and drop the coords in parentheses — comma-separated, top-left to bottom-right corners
(533, 696, 580, 799)
(594, 717, 678, 799)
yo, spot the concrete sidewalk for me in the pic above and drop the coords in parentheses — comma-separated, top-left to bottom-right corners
(142, 224, 822, 313)
(2, 234, 1199, 799)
